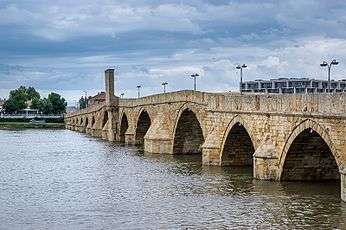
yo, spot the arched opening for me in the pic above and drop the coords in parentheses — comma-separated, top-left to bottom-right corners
(120, 114, 129, 143)
(221, 122, 254, 166)
(80, 118, 83, 125)
(91, 116, 95, 127)
(135, 111, 151, 145)
(85, 117, 89, 127)
(281, 128, 339, 181)
(173, 109, 204, 154)
(102, 112, 108, 129)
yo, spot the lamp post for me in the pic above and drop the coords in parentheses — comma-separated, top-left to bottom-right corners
(190, 73, 199, 91)
(162, 82, 168, 93)
(236, 64, 247, 95)
(137, 85, 141, 98)
(120, 93, 124, 98)
(320, 59, 339, 92)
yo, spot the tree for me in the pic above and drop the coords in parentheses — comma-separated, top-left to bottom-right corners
(40, 98, 53, 114)
(30, 97, 42, 110)
(47, 92, 67, 114)
(3, 86, 28, 113)
(3, 86, 67, 115)
(79, 96, 87, 109)
(27, 87, 40, 100)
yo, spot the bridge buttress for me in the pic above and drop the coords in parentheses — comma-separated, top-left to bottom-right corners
(144, 111, 174, 154)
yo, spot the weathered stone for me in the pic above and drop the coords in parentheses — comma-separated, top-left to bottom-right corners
(341, 167, 346, 202)
(65, 69, 346, 201)
(253, 135, 279, 180)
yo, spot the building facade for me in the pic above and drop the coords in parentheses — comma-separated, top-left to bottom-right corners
(242, 78, 346, 94)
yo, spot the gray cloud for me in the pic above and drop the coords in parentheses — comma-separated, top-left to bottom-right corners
(0, 0, 345, 104)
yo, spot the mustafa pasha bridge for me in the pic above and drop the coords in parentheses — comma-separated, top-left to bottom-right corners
(65, 69, 346, 201)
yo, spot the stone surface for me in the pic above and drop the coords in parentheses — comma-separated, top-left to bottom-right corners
(65, 71, 346, 201)
(341, 167, 346, 202)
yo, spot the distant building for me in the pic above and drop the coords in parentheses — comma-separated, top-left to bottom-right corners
(88, 92, 105, 106)
(66, 106, 78, 113)
(241, 78, 346, 94)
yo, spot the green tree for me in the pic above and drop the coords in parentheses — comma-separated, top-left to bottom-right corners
(3, 86, 28, 113)
(27, 87, 40, 100)
(47, 92, 67, 114)
(40, 98, 53, 114)
(30, 97, 42, 110)
(79, 96, 87, 109)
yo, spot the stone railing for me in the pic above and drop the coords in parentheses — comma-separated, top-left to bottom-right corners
(119, 90, 346, 117)
(66, 90, 346, 118)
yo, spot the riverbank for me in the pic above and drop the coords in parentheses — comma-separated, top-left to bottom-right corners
(0, 122, 65, 129)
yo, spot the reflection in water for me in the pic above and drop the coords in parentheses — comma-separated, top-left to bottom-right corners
(0, 129, 345, 229)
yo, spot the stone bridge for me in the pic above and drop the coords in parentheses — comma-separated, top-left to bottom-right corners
(65, 69, 346, 201)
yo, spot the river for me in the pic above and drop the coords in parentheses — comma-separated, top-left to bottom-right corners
(0, 129, 345, 229)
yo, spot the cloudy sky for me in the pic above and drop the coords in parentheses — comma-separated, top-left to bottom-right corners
(0, 0, 345, 104)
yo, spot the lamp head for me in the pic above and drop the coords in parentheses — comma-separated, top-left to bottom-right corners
(320, 61, 328, 67)
(331, 59, 339, 65)
(236, 65, 241, 69)
(241, 64, 247, 68)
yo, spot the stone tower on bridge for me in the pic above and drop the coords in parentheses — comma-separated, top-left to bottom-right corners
(65, 69, 346, 202)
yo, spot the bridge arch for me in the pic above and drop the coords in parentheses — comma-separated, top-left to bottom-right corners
(90, 115, 95, 128)
(120, 112, 129, 143)
(102, 111, 108, 129)
(172, 104, 205, 155)
(135, 109, 151, 145)
(279, 119, 341, 181)
(85, 116, 89, 127)
(220, 115, 255, 166)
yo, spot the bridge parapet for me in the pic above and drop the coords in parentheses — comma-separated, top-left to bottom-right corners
(65, 103, 106, 118)
(119, 90, 346, 117)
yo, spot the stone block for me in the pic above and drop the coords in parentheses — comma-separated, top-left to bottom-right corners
(341, 168, 346, 202)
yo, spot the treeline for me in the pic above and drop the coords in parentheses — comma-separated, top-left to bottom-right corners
(2, 86, 67, 114)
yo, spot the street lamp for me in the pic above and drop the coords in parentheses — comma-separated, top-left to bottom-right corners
(137, 85, 141, 98)
(190, 73, 199, 91)
(162, 82, 168, 93)
(236, 64, 247, 95)
(320, 59, 339, 92)
(120, 93, 125, 98)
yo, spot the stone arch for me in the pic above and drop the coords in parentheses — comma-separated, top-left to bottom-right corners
(90, 116, 94, 127)
(279, 119, 341, 181)
(172, 104, 204, 155)
(102, 111, 108, 129)
(135, 109, 151, 145)
(220, 115, 255, 166)
(85, 116, 89, 127)
(120, 112, 129, 143)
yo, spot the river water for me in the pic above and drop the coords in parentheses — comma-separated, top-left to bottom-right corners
(0, 129, 345, 229)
